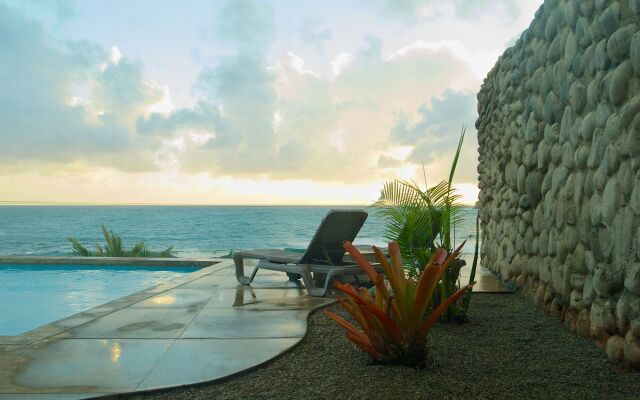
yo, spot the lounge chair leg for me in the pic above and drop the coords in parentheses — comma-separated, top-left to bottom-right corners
(234, 252, 255, 285)
(320, 270, 338, 297)
(286, 272, 302, 281)
(297, 266, 325, 297)
(303, 269, 340, 297)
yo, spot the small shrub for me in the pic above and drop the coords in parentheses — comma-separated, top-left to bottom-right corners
(67, 225, 174, 258)
(324, 240, 474, 367)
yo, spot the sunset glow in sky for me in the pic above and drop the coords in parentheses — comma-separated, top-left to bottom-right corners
(0, 0, 543, 205)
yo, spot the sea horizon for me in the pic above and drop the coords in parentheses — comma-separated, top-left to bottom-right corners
(0, 204, 480, 258)
(0, 201, 373, 207)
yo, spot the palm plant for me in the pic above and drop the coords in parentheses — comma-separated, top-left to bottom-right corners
(68, 225, 174, 258)
(374, 179, 463, 276)
(373, 126, 475, 322)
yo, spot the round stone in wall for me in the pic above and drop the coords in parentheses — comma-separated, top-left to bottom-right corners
(632, 32, 640, 76)
(607, 24, 637, 64)
(602, 177, 620, 226)
(610, 60, 634, 106)
(598, 3, 621, 38)
(569, 81, 586, 113)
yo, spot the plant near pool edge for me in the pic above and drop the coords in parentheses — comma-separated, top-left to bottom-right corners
(67, 224, 174, 258)
(324, 240, 475, 367)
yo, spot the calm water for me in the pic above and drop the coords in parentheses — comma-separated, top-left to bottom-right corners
(0, 206, 479, 257)
(0, 264, 198, 336)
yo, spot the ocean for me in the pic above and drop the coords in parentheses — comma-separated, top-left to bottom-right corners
(0, 206, 479, 258)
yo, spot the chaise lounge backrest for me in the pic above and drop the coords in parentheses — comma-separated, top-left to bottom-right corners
(299, 209, 368, 266)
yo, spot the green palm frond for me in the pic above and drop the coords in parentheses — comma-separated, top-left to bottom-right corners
(371, 125, 473, 322)
(127, 241, 147, 257)
(157, 246, 174, 258)
(67, 237, 93, 256)
(68, 225, 175, 258)
(101, 225, 125, 256)
(448, 125, 466, 185)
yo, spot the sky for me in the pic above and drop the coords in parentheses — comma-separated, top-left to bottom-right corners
(0, 0, 543, 205)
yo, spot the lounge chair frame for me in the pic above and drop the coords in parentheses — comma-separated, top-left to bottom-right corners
(234, 210, 382, 297)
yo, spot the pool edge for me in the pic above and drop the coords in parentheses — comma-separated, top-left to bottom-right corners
(0, 259, 231, 345)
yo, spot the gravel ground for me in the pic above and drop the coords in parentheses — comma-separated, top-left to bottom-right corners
(108, 294, 640, 400)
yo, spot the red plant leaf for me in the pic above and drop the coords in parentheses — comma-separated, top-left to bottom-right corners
(409, 264, 442, 332)
(346, 332, 385, 361)
(415, 282, 475, 339)
(387, 241, 410, 320)
(387, 241, 405, 287)
(374, 274, 388, 310)
(334, 281, 362, 301)
(336, 297, 369, 334)
(324, 310, 366, 338)
(361, 298, 403, 342)
(343, 241, 378, 282)
(372, 245, 391, 272)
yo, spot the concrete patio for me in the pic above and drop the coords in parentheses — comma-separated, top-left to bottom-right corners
(0, 260, 333, 399)
(0, 255, 509, 399)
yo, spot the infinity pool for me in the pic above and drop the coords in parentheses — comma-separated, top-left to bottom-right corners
(0, 264, 199, 336)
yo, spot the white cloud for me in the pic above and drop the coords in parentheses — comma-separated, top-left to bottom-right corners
(110, 46, 122, 64)
(390, 89, 478, 182)
(137, 25, 480, 184)
(331, 52, 354, 76)
(282, 51, 320, 77)
(2, 0, 485, 196)
(387, 40, 501, 80)
(0, 3, 175, 172)
(329, 128, 345, 152)
(368, 0, 524, 21)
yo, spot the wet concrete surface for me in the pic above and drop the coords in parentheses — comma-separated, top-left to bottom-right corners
(0, 260, 332, 398)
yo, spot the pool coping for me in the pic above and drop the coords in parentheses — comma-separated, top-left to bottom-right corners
(0, 257, 225, 345)
(0, 256, 219, 268)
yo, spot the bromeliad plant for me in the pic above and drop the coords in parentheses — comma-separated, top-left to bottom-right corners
(324, 240, 474, 367)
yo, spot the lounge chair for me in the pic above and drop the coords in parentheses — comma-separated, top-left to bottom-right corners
(233, 209, 382, 297)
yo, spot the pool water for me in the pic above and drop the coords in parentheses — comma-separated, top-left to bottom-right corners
(0, 264, 199, 336)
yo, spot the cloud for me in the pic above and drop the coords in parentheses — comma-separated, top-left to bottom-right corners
(29, 0, 76, 19)
(139, 30, 479, 182)
(377, 155, 403, 168)
(137, 101, 222, 137)
(391, 89, 476, 147)
(0, 2, 169, 171)
(368, 0, 521, 21)
(454, 0, 519, 18)
(1, 0, 482, 187)
(92, 58, 163, 120)
(355, 35, 383, 64)
(196, 51, 277, 149)
(139, 1, 281, 177)
(390, 89, 478, 182)
(216, 0, 274, 51)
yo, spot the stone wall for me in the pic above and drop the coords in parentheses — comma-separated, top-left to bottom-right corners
(476, 0, 640, 366)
